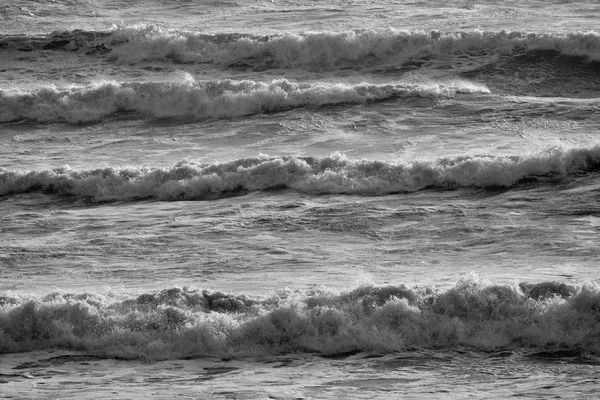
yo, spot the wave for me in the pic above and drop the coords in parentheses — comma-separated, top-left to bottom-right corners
(2, 146, 600, 202)
(0, 78, 488, 123)
(0, 30, 112, 53)
(2, 27, 599, 69)
(0, 276, 598, 360)
(108, 26, 600, 68)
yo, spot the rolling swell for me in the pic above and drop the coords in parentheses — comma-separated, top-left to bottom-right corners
(0, 79, 488, 123)
(2, 146, 600, 201)
(0, 277, 598, 360)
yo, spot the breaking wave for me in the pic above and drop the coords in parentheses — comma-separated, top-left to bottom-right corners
(2, 146, 600, 202)
(0, 78, 488, 123)
(2, 27, 599, 69)
(106, 26, 600, 67)
(1, 276, 598, 360)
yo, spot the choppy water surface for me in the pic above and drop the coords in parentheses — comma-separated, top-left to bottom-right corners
(1, 1, 600, 398)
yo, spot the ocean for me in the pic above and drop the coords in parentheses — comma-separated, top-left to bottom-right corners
(1, 0, 600, 398)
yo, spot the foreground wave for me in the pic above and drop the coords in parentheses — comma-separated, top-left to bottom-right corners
(2, 146, 600, 201)
(0, 276, 598, 360)
(0, 78, 488, 123)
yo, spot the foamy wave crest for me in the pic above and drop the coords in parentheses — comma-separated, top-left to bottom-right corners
(1, 276, 598, 360)
(103, 26, 600, 67)
(2, 146, 600, 201)
(0, 78, 485, 123)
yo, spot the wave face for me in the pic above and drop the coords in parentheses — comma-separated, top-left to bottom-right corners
(0, 78, 488, 123)
(0, 277, 598, 360)
(2, 146, 600, 202)
(2, 28, 600, 69)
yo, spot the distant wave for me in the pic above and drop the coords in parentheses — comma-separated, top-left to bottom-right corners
(2, 27, 599, 69)
(2, 146, 600, 201)
(107, 27, 600, 67)
(0, 78, 488, 123)
(0, 276, 598, 360)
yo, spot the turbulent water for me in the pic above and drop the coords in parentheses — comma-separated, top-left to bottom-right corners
(1, 1, 600, 398)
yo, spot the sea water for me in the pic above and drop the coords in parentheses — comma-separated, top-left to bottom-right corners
(1, 0, 600, 398)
